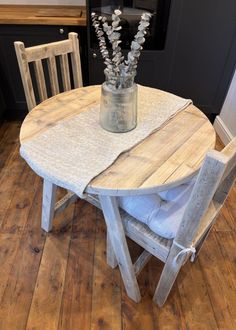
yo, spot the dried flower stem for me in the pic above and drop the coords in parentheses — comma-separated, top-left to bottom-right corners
(91, 12, 112, 69)
(125, 12, 152, 75)
(91, 10, 152, 89)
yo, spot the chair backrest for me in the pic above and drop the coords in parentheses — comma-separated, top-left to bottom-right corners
(14, 32, 83, 112)
(175, 137, 236, 248)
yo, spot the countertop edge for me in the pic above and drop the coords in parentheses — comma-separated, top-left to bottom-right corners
(0, 5, 87, 26)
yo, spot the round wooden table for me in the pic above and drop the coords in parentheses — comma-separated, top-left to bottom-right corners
(20, 85, 216, 303)
(20, 85, 216, 195)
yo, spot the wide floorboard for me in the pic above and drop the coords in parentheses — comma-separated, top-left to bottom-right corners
(0, 121, 235, 330)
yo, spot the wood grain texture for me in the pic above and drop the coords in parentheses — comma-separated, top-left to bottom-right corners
(126, 137, 236, 306)
(33, 60, 48, 102)
(59, 54, 71, 92)
(47, 56, 60, 96)
(69, 32, 83, 88)
(26, 208, 74, 330)
(14, 41, 36, 111)
(0, 5, 86, 26)
(0, 121, 235, 328)
(20, 85, 216, 195)
(99, 195, 141, 303)
(90, 208, 122, 330)
(41, 180, 57, 232)
(15, 33, 83, 234)
(14, 32, 82, 111)
(15, 32, 83, 112)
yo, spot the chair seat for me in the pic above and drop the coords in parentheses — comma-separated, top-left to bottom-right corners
(120, 199, 221, 265)
(121, 209, 172, 262)
(119, 181, 195, 239)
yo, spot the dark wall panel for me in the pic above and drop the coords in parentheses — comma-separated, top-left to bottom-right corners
(87, 0, 236, 117)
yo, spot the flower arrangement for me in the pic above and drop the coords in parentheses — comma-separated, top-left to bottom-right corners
(91, 9, 152, 89)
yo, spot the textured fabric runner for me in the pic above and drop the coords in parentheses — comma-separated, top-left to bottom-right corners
(20, 86, 192, 198)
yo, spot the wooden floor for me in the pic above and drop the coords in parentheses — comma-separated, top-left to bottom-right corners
(0, 121, 235, 330)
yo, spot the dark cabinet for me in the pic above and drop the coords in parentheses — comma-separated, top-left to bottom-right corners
(0, 25, 88, 119)
(87, 0, 236, 118)
(0, 86, 6, 120)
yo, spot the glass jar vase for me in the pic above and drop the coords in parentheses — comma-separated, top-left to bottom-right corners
(100, 72, 137, 133)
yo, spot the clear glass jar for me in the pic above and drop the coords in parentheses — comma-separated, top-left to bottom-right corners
(100, 71, 137, 133)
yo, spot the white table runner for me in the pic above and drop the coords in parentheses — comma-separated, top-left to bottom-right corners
(20, 86, 192, 198)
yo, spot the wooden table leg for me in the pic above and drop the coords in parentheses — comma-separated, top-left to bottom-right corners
(106, 232, 118, 269)
(41, 179, 57, 232)
(99, 195, 141, 303)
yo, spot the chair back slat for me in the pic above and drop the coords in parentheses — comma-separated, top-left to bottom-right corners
(14, 41, 36, 111)
(33, 60, 47, 102)
(69, 32, 83, 88)
(25, 39, 73, 62)
(47, 56, 60, 96)
(14, 32, 82, 112)
(59, 54, 71, 91)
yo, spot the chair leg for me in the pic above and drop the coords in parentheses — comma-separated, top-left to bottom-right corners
(41, 179, 57, 232)
(106, 232, 118, 268)
(153, 246, 184, 307)
(194, 227, 211, 261)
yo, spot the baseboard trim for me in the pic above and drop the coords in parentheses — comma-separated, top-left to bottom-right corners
(213, 116, 234, 145)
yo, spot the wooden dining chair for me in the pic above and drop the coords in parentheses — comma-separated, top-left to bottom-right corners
(101, 137, 236, 306)
(14, 32, 83, 232)
(14, 32, 83, 111)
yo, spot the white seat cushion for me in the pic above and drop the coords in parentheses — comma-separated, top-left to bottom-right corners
(158, 178, 196, 201)
(119, 181, 194, 239)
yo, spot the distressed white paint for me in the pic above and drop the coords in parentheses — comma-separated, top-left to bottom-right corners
(0, 0, 85, 5)
(214, 68, 236, 144)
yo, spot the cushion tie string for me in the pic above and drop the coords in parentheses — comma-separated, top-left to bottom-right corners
(172, 240, 196, 267)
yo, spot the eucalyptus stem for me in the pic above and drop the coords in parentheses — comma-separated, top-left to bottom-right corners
(91, 12, 112, 70)
(91, 9, 152, 89)
(125, 12, 152, 75)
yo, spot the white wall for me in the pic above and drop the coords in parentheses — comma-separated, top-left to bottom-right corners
(0, 0, 85, 5)
(214, 68, 236, 145)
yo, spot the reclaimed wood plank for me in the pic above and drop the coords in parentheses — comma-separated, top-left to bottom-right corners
(177, 259, 219, 329)
(121, 239, 157, 330)
(0, 181, 46, 330)
(19, 86, 215, 195)
(99, 195, 141, 303)
(69, 32, 83, 88)
(26, 204, 74, 330)
(33, 59, 47, 102)
(41, 180, 57, 232)
(0, 5, 86, 26)
(0, 233, 22, 300)
(0, 159, 38, 233)
(198, 232, 236, 329)
(91, 208, 122, 330)
(0, 147, 28, 230)
(59, 54, 71, 91)
(58, 199, 96, 330)
(14, 41, 36, 111)
(0, 121, 21, 170)
(147, 257, 186, 330)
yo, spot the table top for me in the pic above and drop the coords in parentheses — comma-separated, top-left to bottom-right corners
(20, 85, 216, 196)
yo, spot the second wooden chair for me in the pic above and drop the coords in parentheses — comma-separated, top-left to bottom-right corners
(15, 32, 83, 232)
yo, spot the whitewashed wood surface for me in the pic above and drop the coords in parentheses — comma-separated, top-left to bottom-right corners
(20, 85, 216, 196)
